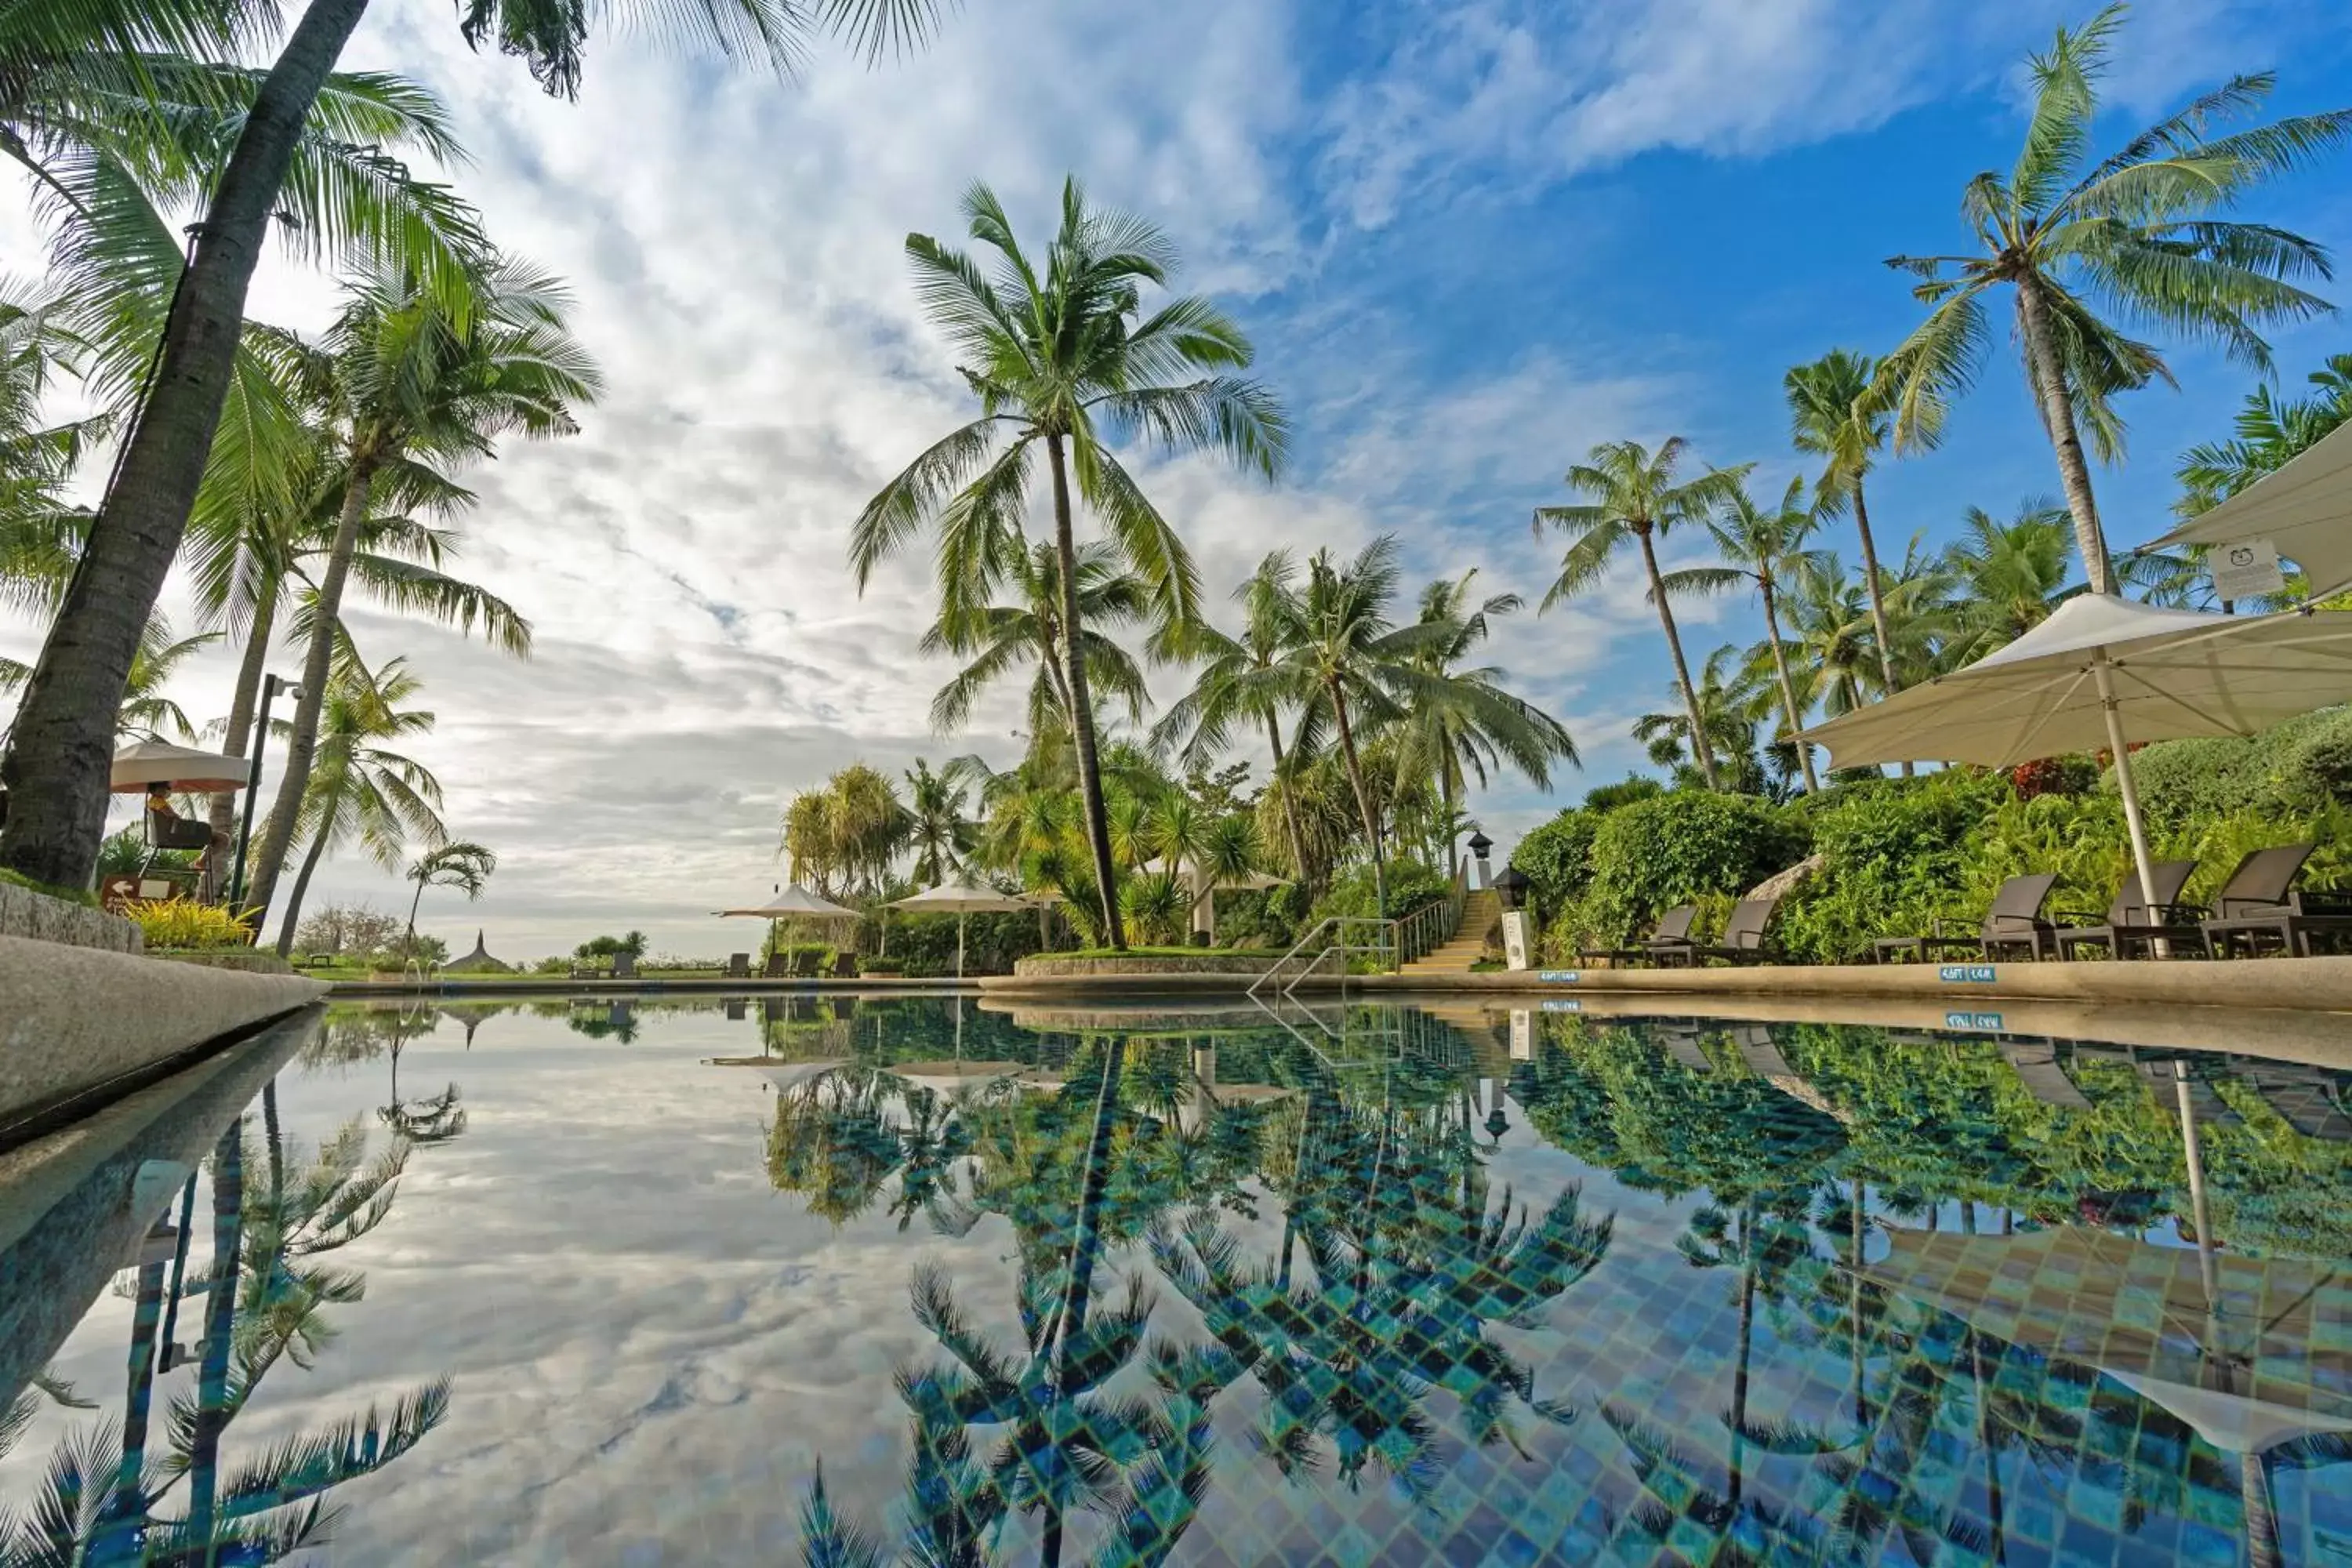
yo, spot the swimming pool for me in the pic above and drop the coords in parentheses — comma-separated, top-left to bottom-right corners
(2, 995, 2346, 1564)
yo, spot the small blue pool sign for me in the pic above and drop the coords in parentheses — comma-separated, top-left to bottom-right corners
(1944, 1011, 2005, 1032)
(1537, 970, 1582, 984)
(1938, 964, 1998, 984)
(1541, 999, 1583, 1014)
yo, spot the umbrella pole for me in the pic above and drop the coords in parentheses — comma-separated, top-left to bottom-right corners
(2094, 652, 2163, 915)
(956, 913, 966, 981)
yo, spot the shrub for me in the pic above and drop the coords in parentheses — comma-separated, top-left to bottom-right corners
(1312, 858, 1450, 924)
(295, 903, 404, 957)
(124, 898, 253, 950)
(1509, 810, 1599, 916)
(1583, 776, 1665, 814)
(1570, 792, 1808, 949)
(2009, 753, 2100, 800)
(575, 930, 649, 960)
(1772, 771, 2009, 964)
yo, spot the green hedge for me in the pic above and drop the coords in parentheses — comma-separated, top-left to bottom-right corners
(1537, 791, 1808, 951)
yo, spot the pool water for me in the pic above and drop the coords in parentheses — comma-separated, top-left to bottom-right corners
(2, 996, 2347, 1565)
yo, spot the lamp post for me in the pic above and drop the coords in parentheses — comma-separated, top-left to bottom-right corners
(227, 674, 297, 916)
(1492, 866, 1533, 972)
(1466, 829, 1494, 890)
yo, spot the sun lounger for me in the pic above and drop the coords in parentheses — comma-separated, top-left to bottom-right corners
(1872, 873, 2059, 964)
(1673, 895, 1786, 967)
(2054, 860, 2201, 960)
(789, 949, 822, 978)
(612, 952, 637, 980)
(830, 953, 857, 978)
(727, 953, 750, 978)
(1732, 1023, 1795, 1079)
(1998, 1040, 2092, 1109)
(762, 952, 792, 978)
(2197, 844, 2352, 957)
(2239, 1062, 2352, 1142)
(1578, 904, 1700, 966)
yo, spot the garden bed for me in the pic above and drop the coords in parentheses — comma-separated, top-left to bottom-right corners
(1011, 953, 1279, 978)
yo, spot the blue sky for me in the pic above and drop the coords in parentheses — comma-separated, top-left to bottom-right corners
(5, 0, 2351, 955)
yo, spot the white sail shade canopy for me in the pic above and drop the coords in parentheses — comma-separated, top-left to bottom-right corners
(714, 884, 859, 920)
(2143, 419, 2352, 601)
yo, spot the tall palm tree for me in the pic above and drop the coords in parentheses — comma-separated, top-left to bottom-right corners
(1536, 437, 1740, 789)
(902, 759, 973, 885)
(5, 618, 218, 742)
(1875, 4, 2352, 595)
(1786, 348, 1903, 700)
(2176, 353, 2352, 518)
(1632, 645, 1768, 793)
(1278, 536, 1436, 918)
(1393, 568, 1577, 869)
(269, 655, 444, 951)
(1941, 499, 2075, 661)
(1769, 559, 1889, 725)
(401, 839, 494, 953)
(851, 177, 1288, 949)
(0, 0, 937, 893)
(1152, 550, 1322, 887)
(245, 256, 595, 924)
(1667, 475, 1826, 791)
(920, 537, 1153, 736)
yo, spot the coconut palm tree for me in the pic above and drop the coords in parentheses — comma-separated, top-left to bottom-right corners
(1392, 569, 1578, 871)
(1940, 499, 2075, 661)
(0, 0, 937, 893)
(400, 839, 493, 954)
(4, 617, 218, 742)
(243, 256, 595, 924)
(2177, 353, 2352, 518)
(1536, 437, 1740, 789)
(902, 759, 974, 886)
(1153, 550, 1323, 883)
(921, 537, 1154, 736)
(1666, 475, 1828, 791)
(851, 177, 1289, 950)
(1786, 349, 1904, 701)
(1633, 645, 1769, 793)
(1875, 4, 2352, 595)
(268, 655, 444, 951)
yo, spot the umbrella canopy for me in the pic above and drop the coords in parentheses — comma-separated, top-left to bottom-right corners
(715, 884, 859, 920)
(2145, 419, 2352, 601)
(887, 879, 1042, 913)
(1860, 1226, 2352, 1454)
(1795, 598, 2352, 913)
(109, 739, 253, 793)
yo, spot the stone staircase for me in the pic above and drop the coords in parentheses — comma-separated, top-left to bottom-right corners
(1399, 888, 1500, 976)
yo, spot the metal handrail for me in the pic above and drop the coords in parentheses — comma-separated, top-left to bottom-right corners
(1250, 916, 1399, 1001)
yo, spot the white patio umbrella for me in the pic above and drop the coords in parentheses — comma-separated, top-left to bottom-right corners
(1795, 597, 2352, 914)
(889, 878, 1044, 978)
(715, 884, 858, 968)
(2144, 419, 2352, 602)
(109, 739, 252, 793)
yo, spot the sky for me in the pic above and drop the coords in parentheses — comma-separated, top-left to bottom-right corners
(5, 0, 2352, 960)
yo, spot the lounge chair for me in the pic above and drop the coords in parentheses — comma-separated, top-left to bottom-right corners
(2054, 860, 2201, 960)
(762, 952, 792, 978)
(2197, 844, 2352, 957)
(1577, 904, 1700, 966)
(726, 953, 750, 979)
(829, 952, 857, 978)
(789, 949, 822, 978)
(1673, 895, 1786, 967)
(1871, 873, 2060, 964)
(612, 952, 637, 980)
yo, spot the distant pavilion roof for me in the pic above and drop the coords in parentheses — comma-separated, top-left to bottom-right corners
(443, 929, 511, 974)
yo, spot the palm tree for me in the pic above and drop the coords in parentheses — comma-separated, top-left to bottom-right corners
(851, 177, 1288, 949)
(1536, 437, 1740, 789)
(269, 656, 445, 951)
(1875, 4, 2352, 595)
(1667, 475, 1826, 791)
(1941, 499, 2074, 660)
(921, 538, 1153, 736)
(2177, 353, 2352, 518)
(5, 619, 218, 742)
(400, 840, 495, 953)
(244, 256, 595, 924)
(902, 759, 974, 885)
(1278, 536, 1433, 918)
(1633, 645, 1768, 793)
(1153, 550, 1322, 887)
(784, 764, 912, 898)
(0, 0, 937, 893)
(1786, 348, 1903, 701)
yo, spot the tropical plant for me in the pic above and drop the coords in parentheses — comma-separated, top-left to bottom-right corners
(0, 0, 937, 892)
(1875, 3, 2352, 594)
(1940, 498, 2074, 660)
(400, 839, 495, 952)
(1668, 474, 1827, 791)
(1536, 437, 1741, 789)
(3, 619, 217, 742)
(1392, 568, 1578, 866)
(2177, 353, 2352, 518)
(1787, 348, 1904, 702)
(243, 256, 594, 925)
(850, 176, 1289, 949)
(1633, 645, 1769, 793)
(902, 758, 975, 885)
(783, 763, 913, 897)
(921, 537, 1154, 735)
(267, 655, 445, 953)
(119, 895, 252, 949)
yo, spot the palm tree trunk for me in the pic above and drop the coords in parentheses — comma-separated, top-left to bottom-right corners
(189, 1121, 246, 1559)
(271, 774, 342, 955)
(405, 875, 427, 946)
(0, 0, 376, 891)
(1729, 1212, 1755, 1509)
(202, 589, 278, 901)
(1044, 434, 1125, 949)
(93, 1256, 170, 1556)
(2015, 274, 2115, 596)
(1760, 583, 1818, 793)
(1849, 1180, 1869, 1428)
(1851, 477, 1900, 696)
(1328, 681, 1386, 919)
(1639, 528, 1721, 790)
(1265, 714, 1312, 888)
(249, 463, 373, 921)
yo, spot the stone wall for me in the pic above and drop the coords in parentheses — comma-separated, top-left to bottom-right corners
(0, 882, 140, 953)
(1012, 953, 1279, 978)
